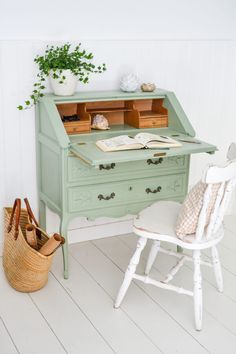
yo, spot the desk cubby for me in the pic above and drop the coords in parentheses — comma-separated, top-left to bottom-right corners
(124, 98, 168, 128)
(56, 97, 168, 135)
(57, 103, 90, 134)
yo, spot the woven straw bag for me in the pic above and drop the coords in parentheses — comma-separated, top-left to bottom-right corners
(3, 198, 54, 292)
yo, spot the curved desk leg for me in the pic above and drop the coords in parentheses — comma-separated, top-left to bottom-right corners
(177, 246, 183, 253)
(59, 217, 69, 280)
(39, 199, 46, 230)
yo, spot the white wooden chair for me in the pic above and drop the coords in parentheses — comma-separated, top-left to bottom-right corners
(114, 144, 236, 330)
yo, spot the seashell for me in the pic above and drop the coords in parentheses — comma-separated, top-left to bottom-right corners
(141, 83, 156, 92)
(120, 73, 139, 92)
(91, 114, 110, 130)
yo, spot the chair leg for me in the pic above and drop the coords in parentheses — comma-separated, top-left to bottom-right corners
(114, 237, 147, 308)
(145, 240, 160, 275)
(211, 246, 223, 293)
(193, 250, 202, 331)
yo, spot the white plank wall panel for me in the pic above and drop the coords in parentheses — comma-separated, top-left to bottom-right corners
(1, 39, 236, 249)
(0, 44, 5, 254)
(1, 0, 236, 41)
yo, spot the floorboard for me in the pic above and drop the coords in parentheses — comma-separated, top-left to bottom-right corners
(1, 217, 236, 354)
(70, 241, 208, 354)
(97, 235, 236, 354)
(30, 272, 113, 354)
(0, 317, 18, 354)
(51, 252, 159, 354)
(0, 263, 65, 354)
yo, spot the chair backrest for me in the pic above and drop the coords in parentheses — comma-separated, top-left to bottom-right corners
(195, 144, 236, 241)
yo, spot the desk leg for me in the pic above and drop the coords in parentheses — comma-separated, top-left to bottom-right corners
(39, 200, 46, 230)
(60, 217, 69, 280)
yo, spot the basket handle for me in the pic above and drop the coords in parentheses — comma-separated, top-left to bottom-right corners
(7, 198, 21, 240)
(24, 198, 42, 239)
(24, 198, 39, 227)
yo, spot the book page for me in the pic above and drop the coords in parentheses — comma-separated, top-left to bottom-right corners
(99, 135, 137, 149)
(134, 133, 168, 145)
(96, 135, 143, 152)
(96, 133, 182, 152)
(134, 133, 182, 148)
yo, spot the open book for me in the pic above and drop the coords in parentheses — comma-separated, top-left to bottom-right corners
(96, 133, 182, 152)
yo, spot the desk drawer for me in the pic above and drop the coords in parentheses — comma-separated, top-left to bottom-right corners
(68, 173, 187, 212)
(139, 116, 168, 128)
(68, 155, 188, 184)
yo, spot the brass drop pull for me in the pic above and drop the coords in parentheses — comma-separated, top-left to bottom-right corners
(146, 186, 162, 194)
(98, 192, 115, 200)
(99, 163, 116, 170)
(147, 158, 163, 165)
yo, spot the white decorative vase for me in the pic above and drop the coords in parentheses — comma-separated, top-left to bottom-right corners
(120, 73, 139, 92)
(49, 69, 78, 96)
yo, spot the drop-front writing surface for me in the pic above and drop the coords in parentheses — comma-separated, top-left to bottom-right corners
(36, 89, 216, 279)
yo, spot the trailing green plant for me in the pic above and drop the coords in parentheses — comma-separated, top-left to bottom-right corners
(18, 43, 106, 110)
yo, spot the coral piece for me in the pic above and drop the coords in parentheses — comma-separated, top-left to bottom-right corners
(120, 73, 139, 92)
(91, 114, 110, 130)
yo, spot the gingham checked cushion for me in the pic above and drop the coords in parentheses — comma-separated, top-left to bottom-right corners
(175, 181, 220, 241)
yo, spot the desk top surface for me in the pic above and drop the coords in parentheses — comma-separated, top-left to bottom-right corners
(48, 89, 169, 103)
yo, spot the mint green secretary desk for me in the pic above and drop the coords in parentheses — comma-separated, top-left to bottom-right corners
(36, 89, 216, 279)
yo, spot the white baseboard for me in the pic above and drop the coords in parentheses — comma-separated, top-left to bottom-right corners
(46, 208, 133, 244)
(68, 218, 133, 244)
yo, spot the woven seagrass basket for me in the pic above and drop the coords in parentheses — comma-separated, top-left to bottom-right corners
(3, 200, 54, 292)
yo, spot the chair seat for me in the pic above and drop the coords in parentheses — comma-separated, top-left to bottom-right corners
(133, 201, 223, 250)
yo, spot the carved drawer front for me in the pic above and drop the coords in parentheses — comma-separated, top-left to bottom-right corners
(68, 173, 187, 212)
(67, 155, 188, 183)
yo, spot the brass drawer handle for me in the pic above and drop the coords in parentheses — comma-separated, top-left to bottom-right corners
(146, 186, 162, 194)
(98, 192, 115, 200)
(147, 158, 163, 165)
(99, 163, 116, 170)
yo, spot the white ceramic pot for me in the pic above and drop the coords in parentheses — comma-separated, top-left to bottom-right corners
(49, 69, 78, 96)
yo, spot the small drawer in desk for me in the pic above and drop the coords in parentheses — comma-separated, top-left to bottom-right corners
(68, 173, 187, 212)
(67, 155, 188, 184)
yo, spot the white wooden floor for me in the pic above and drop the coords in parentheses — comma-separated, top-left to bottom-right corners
(1, 216, 236, 354)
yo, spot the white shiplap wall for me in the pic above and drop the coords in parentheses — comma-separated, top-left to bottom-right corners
(1, 0, 236, 251)
(1, 39, 236, 248)
(1, 0, 236, 41)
